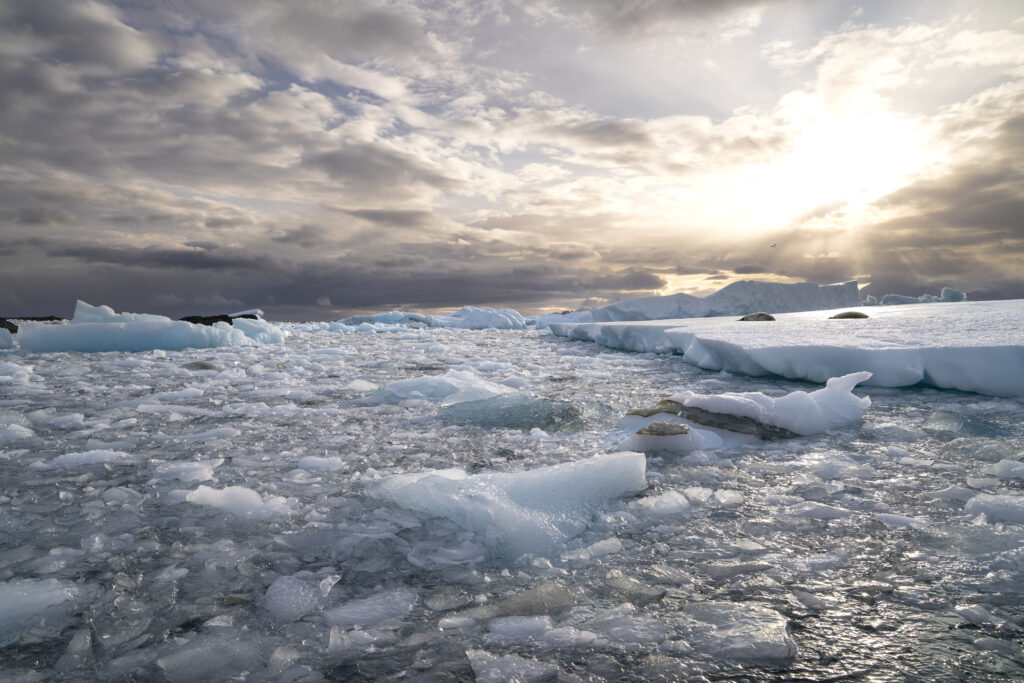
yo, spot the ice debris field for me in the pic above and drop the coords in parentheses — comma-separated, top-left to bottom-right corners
(1, 290, 1024, 681)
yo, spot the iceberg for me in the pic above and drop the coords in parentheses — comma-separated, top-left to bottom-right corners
(364, 369, 513, 405)
(550, 300, 1024, 397)
(371, 452, 647, 559)
(426, 306, 526, 330)
(546, 281, 859, 325)
(324, 306, 525, 332)
(16, 300, 285, 353)
(878, 287, 967, 305)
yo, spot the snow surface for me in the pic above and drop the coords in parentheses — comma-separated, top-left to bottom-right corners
(15, 300, 286, 353)
(1, 302, 1023, 680)
(550, 300, 1024, 397)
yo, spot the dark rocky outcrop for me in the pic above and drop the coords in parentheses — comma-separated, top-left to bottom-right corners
(829, 311, 869, 319)
(637, 421, 690, 436)
(179, 312, 259, 326)
(627, 399, 685, 417)
(676, 405, 798, 440)
(0, 318, 17, 334)
(626, 398, 798, 440)
(738, 312, 775, 321)
(180, 314, 233, 326)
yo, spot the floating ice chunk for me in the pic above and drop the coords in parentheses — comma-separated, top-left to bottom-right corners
(786, 502, 854, 520)
(341, 379, 379, 392)
(670, 372, 871, 436)
(426, 306, 526, 330)
(323, 587, 418, 627)
(373, 452, 647, 559)
(0, 362, 32, 385)
(984, 459, 1024, 480)
(863, 422, 927, 441)
(965, 494, 1024, 524)
(186, 485, 293, 520)
(156, 635, 266, 683)
(487, 615, 553, 640)
(953, 604, 1018, 629)
(713, 489, 745, 507)
(17, 301, 284, 353)
(560, 537, 623, 563)
(297, 455, 345, 472)
(0, 579, 79, 645)
(0, 423, 34, 443)
(0, 329, 13, 349)
(31, 449, 135, 469)
(369, 369, 513, 405)
(327, 627, 398, 655)
(466, 649, 559, 682)
(439, 393, 584, 432)
(262, 575, 323, 623)
(631, 490, 691, 516)
(152, 459, 223, 482)
(874, 513, 932, 529)
(680, 602, 797, 666)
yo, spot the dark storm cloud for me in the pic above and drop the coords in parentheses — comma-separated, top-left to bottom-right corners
(46, 243, 287, 272)
(272, 225, 330, 249)
(305, 144, 458, 194)
(344, 209, 435, 228)
(546, 120, 655, 148)
(732, 263, 766, 274)
(15, 206, 75, 226)
(2, 0, 157, 73)
(570, 0, 790, 36)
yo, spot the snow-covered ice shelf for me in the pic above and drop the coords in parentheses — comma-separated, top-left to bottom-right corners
(550, 300, 1024, 397)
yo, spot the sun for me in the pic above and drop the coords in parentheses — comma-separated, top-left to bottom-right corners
(736, 108, 933, 231)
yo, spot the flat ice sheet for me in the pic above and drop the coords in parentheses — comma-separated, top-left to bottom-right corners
(550, 300, 1024, 397)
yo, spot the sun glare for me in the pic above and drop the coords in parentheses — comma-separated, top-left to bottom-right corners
(739, 110, 930, 230)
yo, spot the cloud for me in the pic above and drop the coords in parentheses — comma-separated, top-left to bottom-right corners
(3, 0, 158, 74)
(1, 2, 1023, 318)
(566, 0, 784, 38)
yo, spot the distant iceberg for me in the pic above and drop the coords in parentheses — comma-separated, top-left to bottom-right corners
(869, 286, 967, 306)
(539, 280, 860, 327)
(426, 306, 526, 330)
(317, 305, 527, 332)
(16, 301, 286, 353)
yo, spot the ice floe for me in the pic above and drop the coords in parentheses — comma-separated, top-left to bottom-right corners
(550, 300, 1024, 397)
(15, 301, 285, 353)
(372, 452, 647, 558)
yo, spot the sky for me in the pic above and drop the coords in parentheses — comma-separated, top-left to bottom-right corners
(1, 0, 1023, 321)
